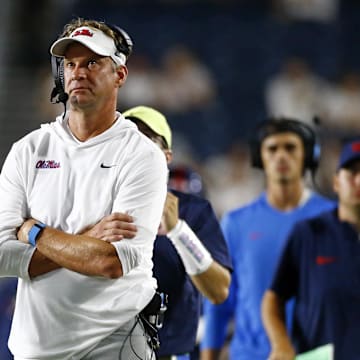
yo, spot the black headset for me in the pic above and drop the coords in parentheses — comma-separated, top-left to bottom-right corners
(250, 117, 320, 172)
(50, 23, 133, 106)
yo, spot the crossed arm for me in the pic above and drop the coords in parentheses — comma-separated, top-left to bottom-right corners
(18, 213, 137, 279)
(23, 191, 230, 306)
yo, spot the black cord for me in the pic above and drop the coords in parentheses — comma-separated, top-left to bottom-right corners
(118, 318, 138, 359)
(130, 317, 155, 360)
(118, 316, 156, 360)
(62, 103, 67, 121)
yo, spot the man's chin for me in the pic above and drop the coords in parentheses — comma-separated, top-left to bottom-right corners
(69, 95, 91, 108)
(277, 176, 291, 184)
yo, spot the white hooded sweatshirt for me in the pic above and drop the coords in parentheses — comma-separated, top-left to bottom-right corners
(0, 113, 168, 359)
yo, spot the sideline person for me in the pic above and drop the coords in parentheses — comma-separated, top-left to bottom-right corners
(200, 118, 335, 360)
(262, 137, 360, 360)
(125, 106, 232, 360)
(0, 18, 167, 360)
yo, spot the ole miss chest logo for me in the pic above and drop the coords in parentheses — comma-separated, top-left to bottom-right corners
(36, 160, 60, 169)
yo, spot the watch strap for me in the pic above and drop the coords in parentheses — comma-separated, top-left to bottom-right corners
(28, 223, 46, 247)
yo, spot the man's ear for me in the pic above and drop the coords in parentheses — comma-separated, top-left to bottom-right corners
(333, 173, 339, 194)
(115, 65, 128, 88)
(164, 149, 173, 165)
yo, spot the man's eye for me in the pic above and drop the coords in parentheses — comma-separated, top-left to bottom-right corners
(285, 144, 296, 152)
(268, 146, 277, 153)
(88, 60, 97, 66)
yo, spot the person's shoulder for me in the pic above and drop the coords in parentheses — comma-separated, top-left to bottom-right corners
(295, 208, 335, 234)
(309, 207, 335, 225)
(119, 118, 148, 144)
(114, 117, 166, 170)
(306, 191, 337, 215)
(12, 123, 51, 150)
(171, 189, 208, 205)
(171, 189, 214, 217)
(224, 193, 265, 219)
(121, 118, 165, 160)
(309, 191, 336, 205)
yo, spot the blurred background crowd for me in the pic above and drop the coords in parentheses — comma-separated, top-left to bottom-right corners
(2, 0, 360, 218)
(1, 0, 360, 356)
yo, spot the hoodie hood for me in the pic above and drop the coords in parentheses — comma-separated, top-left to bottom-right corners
(41, 112, 138, 149)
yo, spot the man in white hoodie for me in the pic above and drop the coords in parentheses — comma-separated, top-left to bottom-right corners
(0, 18, 168, 360)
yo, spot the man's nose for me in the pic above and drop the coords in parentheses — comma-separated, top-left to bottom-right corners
(275, 148, 289, 160)
(71, 65, 86, 80)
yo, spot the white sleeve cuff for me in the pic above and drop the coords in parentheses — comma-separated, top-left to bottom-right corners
(111, 240, 142, 275)
(167, 220, 213, 276)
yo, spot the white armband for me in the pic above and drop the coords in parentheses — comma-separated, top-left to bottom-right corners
(167, 220, 213, 276)
(112, 241, 142, 275)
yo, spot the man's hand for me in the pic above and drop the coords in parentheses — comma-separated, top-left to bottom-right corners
(17, 218, 37, 244)
(158, 191, 179, 235)
(81, 212, 137, 242)
(268, 342, 296, 360)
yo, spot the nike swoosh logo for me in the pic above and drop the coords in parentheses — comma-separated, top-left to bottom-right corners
(316, 256, 337, 265)
(100, 163, 117, 168)
(249, 232, 263, 240)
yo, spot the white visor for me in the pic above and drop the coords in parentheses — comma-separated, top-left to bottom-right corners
(50, 26, 126, 66)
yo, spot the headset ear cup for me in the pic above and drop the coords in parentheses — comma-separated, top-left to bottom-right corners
(106, 23, 133, 60)
(50, 56, 68, 104)
(309, 141, 321, 171)
(117, 27, 133, 58)
(58, 58, 65, 89)
(300, 123, 319, 172)
(249, 139, 262, 168)
(51, 56, 60, 86)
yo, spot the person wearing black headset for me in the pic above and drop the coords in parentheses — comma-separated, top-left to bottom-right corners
(200, 117, 335, 360)
(0, 18, 167, 359)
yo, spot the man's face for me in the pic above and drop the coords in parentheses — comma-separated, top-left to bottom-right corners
(63, 43, 126, 109)
(334, 160, 360, 207)
(260, 132, 305, 184)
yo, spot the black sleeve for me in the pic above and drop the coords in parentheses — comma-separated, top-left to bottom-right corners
(270, 224, 302, 300)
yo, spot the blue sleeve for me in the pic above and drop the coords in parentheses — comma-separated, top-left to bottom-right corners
(200, 212, 237, 349)
(201, 272, 237, 349)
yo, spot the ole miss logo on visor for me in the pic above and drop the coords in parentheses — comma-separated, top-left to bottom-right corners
(72, 29, 93, 38)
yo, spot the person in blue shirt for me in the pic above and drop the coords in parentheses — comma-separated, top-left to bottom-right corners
(87, 105, 232, 360)
(262, 137, 360, 360)
(200, 118, 335, 360)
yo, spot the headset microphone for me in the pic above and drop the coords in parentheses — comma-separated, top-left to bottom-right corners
(50, 56, 68, 118)
(58, 91, 69, 104)
(50, 85, 68, 105)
